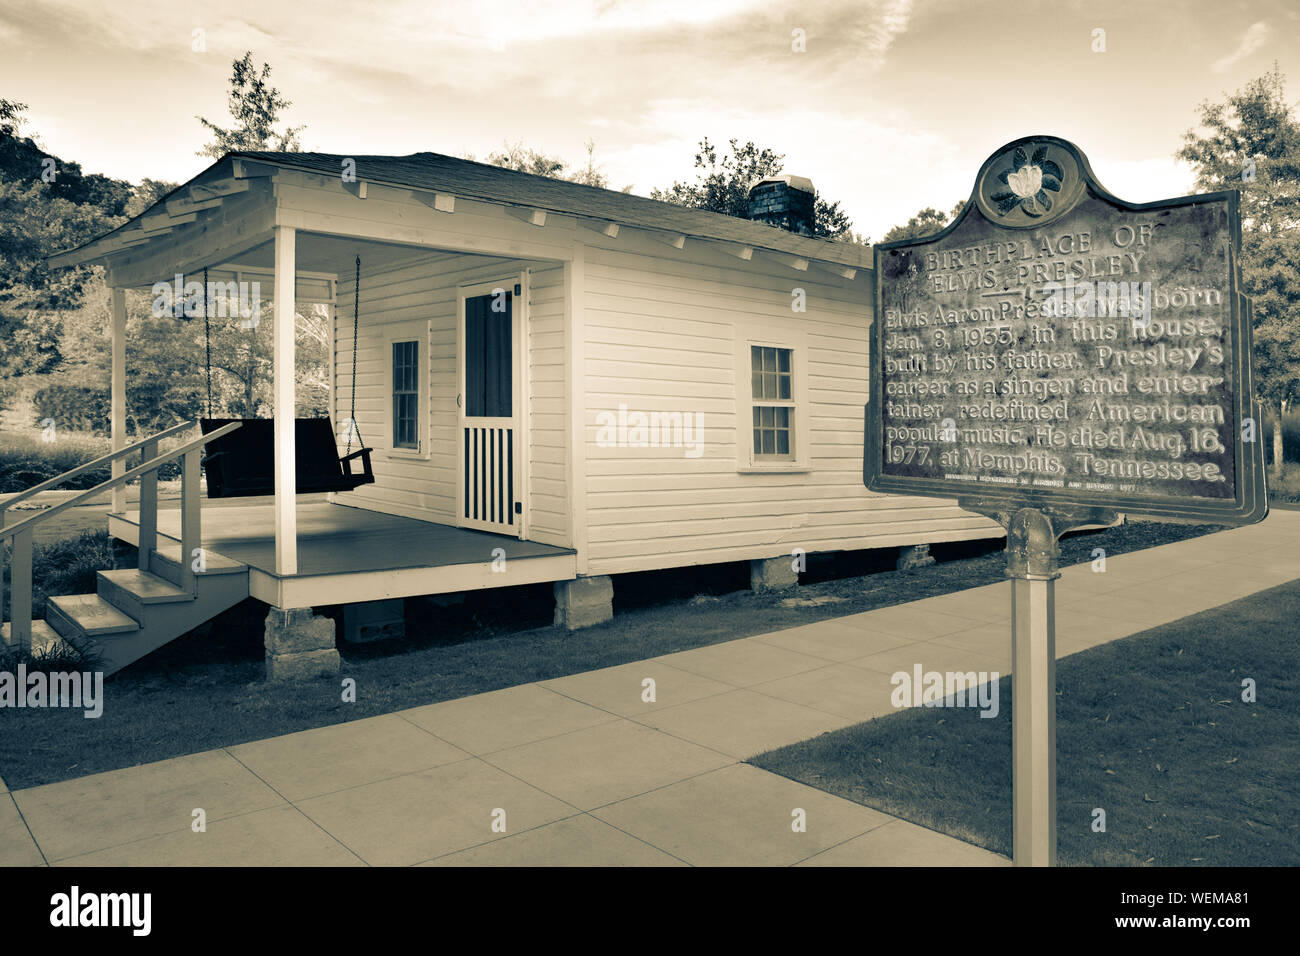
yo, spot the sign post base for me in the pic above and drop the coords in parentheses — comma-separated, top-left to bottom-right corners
(959, 499, 1118, 867)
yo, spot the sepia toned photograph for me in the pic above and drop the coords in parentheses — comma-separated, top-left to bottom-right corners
(0, 0, 1295, 930)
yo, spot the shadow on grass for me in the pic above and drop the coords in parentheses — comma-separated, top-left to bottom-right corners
(750, 580, 1300, 866)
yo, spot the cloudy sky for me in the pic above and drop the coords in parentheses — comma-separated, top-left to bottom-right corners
(3, 0, 1297, 240)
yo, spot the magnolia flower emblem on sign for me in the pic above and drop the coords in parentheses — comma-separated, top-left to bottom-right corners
(991, 145, 1063, 218)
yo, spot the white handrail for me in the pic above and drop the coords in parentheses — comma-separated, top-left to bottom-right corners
(0, 419, 197, 518)
(1, 421, 241, 651)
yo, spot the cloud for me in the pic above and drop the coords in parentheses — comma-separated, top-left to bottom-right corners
(620, 98, 958, 239)
(1212, 20, 1269, 73)
(1092, 157, 1196, 203)
(864, 0, 913, 58)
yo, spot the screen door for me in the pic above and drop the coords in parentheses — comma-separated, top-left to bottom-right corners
(458, 280, 522, 534)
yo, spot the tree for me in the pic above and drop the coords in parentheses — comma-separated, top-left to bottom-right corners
(880, 200, 967, 244)
(196, 52, 305, 158)
(1178, 65, 1300, 473)
(0, 99, 28, 138)
(484, 142, 567, 178)
(56, 274, 329, 433)
(569, 140, 609, 188)
(125, 178, 180, 218)
(481, 139, 617, 189)
(0, 105, 131, 376)
(651, 137, 862, 242)
(0, 101, 131, 215)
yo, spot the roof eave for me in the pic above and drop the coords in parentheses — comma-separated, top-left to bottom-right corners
(223, 152, 873, 272)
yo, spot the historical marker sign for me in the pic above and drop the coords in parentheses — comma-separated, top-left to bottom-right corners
(865, 135, 1268, 525)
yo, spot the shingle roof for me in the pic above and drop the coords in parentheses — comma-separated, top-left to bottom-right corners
(228, 150, 871, 269)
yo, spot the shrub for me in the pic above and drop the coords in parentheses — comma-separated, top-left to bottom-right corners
(0, 429, 112, 492)
(0, 635, 103, 673)
(0, 425, 188, 493)
(31, 383, 111, 437)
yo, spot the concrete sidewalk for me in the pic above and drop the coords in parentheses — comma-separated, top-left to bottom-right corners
(3, 511, 1296, 867)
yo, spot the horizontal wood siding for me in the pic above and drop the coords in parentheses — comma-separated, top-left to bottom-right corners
(527, 264, 569, 547)
(579, 238, 1001, 576)
(334, 252, 567, 546)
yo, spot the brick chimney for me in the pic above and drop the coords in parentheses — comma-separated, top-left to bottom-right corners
(747, 174, 816, 236)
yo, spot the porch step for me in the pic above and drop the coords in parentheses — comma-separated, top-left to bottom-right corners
(97, 569, 193, 621)
(148, 542, 248, 587)
(46, 594, 140, 639)
(1, 620, 62, 653)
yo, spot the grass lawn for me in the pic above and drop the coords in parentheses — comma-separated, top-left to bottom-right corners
(0, 518, 1226, 791)
(751, 579, 1300, 866)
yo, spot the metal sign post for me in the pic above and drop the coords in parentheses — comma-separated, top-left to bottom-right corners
(961, 501, 1116, 866)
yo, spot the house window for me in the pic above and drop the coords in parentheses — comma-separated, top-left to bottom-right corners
(751, 345, 794, 458)
(392, 340, 420, 449)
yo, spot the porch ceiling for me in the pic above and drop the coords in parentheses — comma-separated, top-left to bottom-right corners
(220, 232, 488, 280)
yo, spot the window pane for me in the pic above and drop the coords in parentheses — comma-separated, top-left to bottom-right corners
(393, 340, 419, 449)
(747, 346, 795, 460)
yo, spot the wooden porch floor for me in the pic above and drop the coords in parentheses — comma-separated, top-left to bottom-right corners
(116, 501, 572, 577)
(109, 501, 576, 607)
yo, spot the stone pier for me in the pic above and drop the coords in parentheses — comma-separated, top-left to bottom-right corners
(264, 608, 340, 681)
(553, 576, 614, 630)
(896, 544, 936, 571)
(750, 556, 798, 593)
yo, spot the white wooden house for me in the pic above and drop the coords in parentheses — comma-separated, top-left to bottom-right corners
(23, 151, 999, 677)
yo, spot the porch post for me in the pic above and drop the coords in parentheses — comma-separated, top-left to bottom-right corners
(110, 287, 127, 514)
(273, 225, 297, 574)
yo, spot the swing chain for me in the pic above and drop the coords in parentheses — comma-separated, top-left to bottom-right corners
(203, 267, 212, 417)
(348, 255, 363, 454)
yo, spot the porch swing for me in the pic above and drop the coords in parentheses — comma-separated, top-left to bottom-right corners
(197, 256, 375, 498)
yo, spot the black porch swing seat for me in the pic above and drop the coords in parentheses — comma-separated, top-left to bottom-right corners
(199, 418, 374, 498)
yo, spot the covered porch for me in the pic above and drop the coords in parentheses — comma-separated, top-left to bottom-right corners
(51, 152, 580, 589)
(108, 501, 575, 609)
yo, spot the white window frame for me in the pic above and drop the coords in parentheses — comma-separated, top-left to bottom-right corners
(383, 319, 431, 460)
(734, 325, 811, 473)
